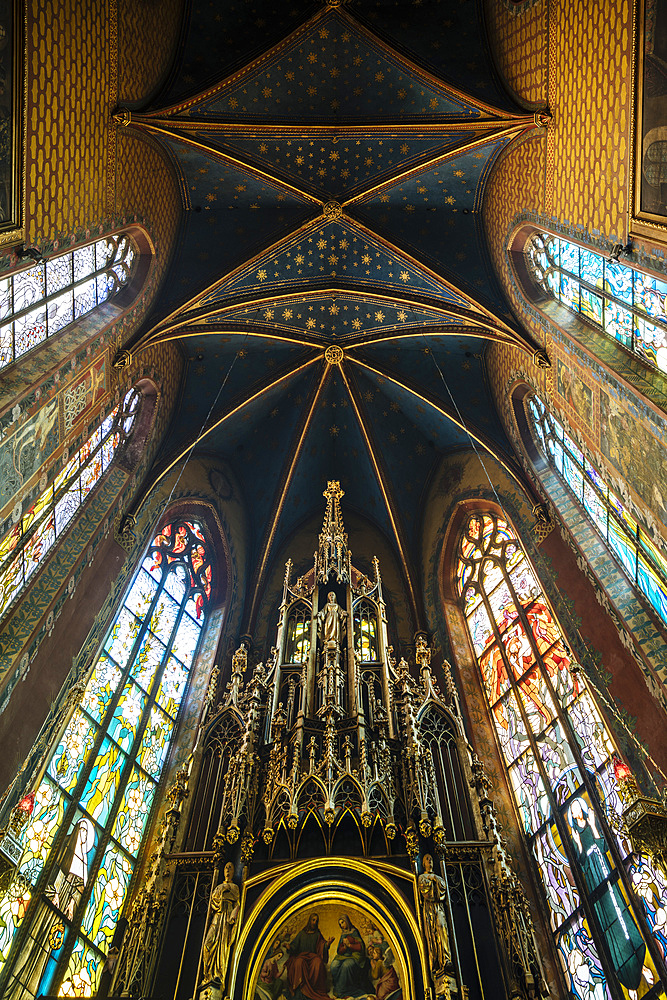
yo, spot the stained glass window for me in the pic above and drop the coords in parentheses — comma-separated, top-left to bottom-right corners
(456, 510, 667, 998)
(0, 388, 141, 623)
(284, 603, 311, 664)
(0, 235, 137, 371)
(525, 233, 667, 373)
(527, 395, 667, 629)
(353, 599, 379, 661)
(0, 519, 212, 999)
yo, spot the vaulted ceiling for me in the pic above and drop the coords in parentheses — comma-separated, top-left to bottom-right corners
(119, 1, 543, 629)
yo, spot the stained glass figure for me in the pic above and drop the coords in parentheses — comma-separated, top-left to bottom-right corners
(456, 510, 667, 997)
(0, 235, 136, 371)
(0, 519, 212, 999)
(527, 395, 667, 630)
(525, 232, 667, 373)
(0, 388, 141, 625)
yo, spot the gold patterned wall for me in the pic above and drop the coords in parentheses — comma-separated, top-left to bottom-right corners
(484, 0, 547, 107)
(25, 0, 111, 243)
(114, 130, 182, 289)
(549, 0, 632, 236)
(117, 0, 184, 104)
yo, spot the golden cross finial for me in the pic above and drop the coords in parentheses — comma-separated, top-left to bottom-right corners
(324, 480, 344, 503)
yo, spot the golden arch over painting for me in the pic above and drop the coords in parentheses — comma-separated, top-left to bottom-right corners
(234, 860, 422, 1000)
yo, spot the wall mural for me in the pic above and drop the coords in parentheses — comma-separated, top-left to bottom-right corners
(0, 398, 60, 510)
(638, 0, 667, 219)
(599, 386, 667, 527)
(555, 357, 594, 430)
(251, 902, 405, 1000)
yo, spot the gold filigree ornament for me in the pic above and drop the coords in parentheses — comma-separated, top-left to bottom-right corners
(614, 757, 667, 878)
(322, 200, 343, 221)
(324, 344, 344, 366)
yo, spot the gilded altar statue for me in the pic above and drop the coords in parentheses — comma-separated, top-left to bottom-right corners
(418, 854, 452, 974)
(317, 591, 347, 645)
(201, 862, 240, 986)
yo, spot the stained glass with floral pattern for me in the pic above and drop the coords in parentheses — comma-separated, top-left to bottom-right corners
(0, 388, 141, 624)
(525, 233, 667, 373)
(0, 235, 136, 371)
(456, 510, 667, 998)
(0, 519, 212, 999)
(527, 395, 667, 629)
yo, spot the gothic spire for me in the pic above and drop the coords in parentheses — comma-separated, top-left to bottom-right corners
(316, 480, 349, 584)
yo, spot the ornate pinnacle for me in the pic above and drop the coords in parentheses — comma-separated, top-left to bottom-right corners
(317, 480, 349, 583)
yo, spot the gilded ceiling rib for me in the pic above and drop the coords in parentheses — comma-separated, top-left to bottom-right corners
(245, 359, 333, 632)
(346, 215, 516, 327)
(146, 3, 526, 123)
(121, 121, 323, 208)
(131, 118, 536, 137)
(347, 355, 533, 499)
(338, 362, 422, 630)
(341, 122, 534, 208)
(141, 323, 324, 352)
(121, 356, 320, 523)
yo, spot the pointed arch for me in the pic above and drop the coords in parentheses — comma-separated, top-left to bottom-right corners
(417, 704, 475, 840)
(184, 707, 243, 853)
(0, 229, 154, 375)
(509, 225, 667, 375)
(448, 503, 667, 996)
(0, 514, 224, 999)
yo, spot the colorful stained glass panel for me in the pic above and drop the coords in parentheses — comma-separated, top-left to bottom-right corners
(487, 580, 518, 634)
(556, 915, 611, 1000)
(81, 844, 133, 950)
(48, 711, 98, 793)
(533, 824, 580, 931)
(60, 936, 103, 998)
(111, 768, 155, 856)
(479, 645, 509, 704)
(502, 621, 535, 679)
(493, 689, 529, 762)
(170, 612, 201, 668)
(107, 681, 146, 753)
(137, 705, 173, 780)
(79, 738, 126, 827)
(509, 750, 550, 835)
(80, 656, 121, 726)
(537, 721, 581, 805)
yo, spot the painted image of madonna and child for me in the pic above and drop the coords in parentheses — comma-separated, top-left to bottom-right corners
(253, 904, 403, 1000)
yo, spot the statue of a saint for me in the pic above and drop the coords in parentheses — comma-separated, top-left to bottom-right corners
(201, 861, 240, 986)
(418, 854, 452, 974)
(317, 591, 347, 645)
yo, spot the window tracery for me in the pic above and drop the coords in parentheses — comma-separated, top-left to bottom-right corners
(0, 387, 141, 623)
(455, 509, 667, 998)
(525, 232, 667, 373)
(0, 518, 212, 999)
(526, 394, 667, 628)
(0, 235, 137, 371)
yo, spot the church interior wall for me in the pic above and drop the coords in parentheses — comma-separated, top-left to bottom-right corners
(483, 0, 547, 108)
(117, 0, 186, 107)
